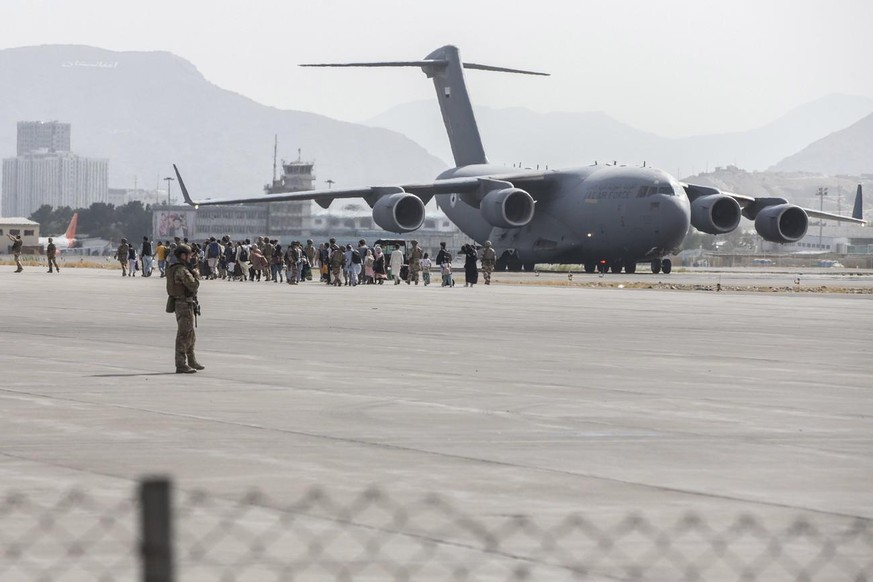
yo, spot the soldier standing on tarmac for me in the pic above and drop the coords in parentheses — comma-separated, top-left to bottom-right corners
(480, 241, 497, 285)
(166, 245, 203, 374)
(46, 238, 60, 273)
(7, 234, 23, 272)
(407, 240, 424, 285)
(116, 238, 130, 277)
(304, 240, 317, 280)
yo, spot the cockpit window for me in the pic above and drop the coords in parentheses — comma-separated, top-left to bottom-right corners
(638, 183, 675, 197)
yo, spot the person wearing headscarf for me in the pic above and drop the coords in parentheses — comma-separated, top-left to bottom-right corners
(373, 245, 387, 284)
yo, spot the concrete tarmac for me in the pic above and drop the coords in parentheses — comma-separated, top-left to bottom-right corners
(1, 267, 871, 528)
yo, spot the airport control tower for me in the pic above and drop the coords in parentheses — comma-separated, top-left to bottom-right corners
(263, 139, 315, 235)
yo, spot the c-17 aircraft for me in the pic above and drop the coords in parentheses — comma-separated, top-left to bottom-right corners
(174, 45, 865, 273)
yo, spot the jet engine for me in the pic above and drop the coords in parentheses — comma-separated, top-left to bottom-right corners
(480, 188, 535, 229)
(690, 194, 742, 234)
(372, 192, 426, 233)
(754, 204, 808, 243)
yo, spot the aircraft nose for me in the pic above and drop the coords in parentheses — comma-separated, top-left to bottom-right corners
(658, 195, 691, 248)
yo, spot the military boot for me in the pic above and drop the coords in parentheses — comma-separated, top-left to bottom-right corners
(176, 366, 196, 374)
(187, 354, 205, 371)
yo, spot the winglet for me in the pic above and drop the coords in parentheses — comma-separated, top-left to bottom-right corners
(852, 184, 863, 221)
(173, 164, 196, 207)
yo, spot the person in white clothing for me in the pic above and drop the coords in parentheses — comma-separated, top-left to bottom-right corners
(389, 248, 404, 285)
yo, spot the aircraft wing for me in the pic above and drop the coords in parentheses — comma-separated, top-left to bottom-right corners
(682, 182, 866, 225)
(174, 165, 555, 209)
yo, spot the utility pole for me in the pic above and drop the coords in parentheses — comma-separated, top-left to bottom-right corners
(816, 187, 828, 248)
(164, 176, 175, 206)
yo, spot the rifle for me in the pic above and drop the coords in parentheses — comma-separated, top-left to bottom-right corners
(192, 296, 201, 328)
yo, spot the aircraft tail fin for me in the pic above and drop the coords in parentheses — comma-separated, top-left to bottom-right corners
(64, 213, 78, 241)
(852, 184, 863, 220)
(301, 46, 547, 168)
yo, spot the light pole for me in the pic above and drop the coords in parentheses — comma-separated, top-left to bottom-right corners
(326, 179, 335, 190)
(164, 176, 175, 206)
(816, 187, 828, 248)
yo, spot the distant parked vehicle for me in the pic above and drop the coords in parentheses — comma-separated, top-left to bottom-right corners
(751, 258, 774, 266)
(817, 260, 844, 268)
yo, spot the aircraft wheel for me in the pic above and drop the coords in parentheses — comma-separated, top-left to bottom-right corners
(584, 262, 596, 274)
(624, 260, 637, 274)
(661, 259, 672, 274)
(610, 260, 623, 274)
(651, 259, 662, 274)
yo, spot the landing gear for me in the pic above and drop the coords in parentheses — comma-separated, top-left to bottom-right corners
(584, 262, 596, 274)
(609, 259, 623, 274)
(650, 258, 672, 274)
(523, 262, 536, 272)
(598, 261, 608, 274)
(661, 258, 672, 274)
(624, 260, 637, 274)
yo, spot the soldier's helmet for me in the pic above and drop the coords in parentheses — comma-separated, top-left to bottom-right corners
(121, 238, 128, 244)
(174, 244, 191, 257)
(411, 240, 419, 246)
(484, 241, 492, 247)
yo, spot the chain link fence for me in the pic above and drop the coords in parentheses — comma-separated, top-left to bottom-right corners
(2, 478, 871, 581)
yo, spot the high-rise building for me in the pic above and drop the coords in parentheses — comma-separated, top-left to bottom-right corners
(16, 121, 71, 156)
(2, 123, 108, 217)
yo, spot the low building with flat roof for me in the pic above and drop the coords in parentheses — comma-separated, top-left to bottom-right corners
(0, 217, 40, 253)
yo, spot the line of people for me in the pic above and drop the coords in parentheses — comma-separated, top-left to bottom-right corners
(115, 235, 498, 286)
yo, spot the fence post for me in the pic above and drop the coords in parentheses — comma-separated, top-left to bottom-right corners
(139, 477, 175, 582)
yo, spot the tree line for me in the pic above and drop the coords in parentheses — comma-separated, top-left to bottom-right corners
(29, 202, 153, 242)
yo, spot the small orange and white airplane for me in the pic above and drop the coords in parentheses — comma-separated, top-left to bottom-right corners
(38, 213, 78, 251)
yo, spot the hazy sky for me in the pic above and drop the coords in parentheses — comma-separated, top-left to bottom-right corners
(3, 0, 872, 137)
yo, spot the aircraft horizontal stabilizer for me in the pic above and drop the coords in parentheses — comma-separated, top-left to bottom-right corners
(301, 60, 548, 76)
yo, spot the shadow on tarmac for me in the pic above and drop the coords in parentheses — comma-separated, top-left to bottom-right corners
(88, 373, 178, 377)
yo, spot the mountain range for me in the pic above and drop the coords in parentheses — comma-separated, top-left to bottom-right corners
(0, 45, 446, 199)
(366, 95, 873, 176)
(770, 113, 873, 176)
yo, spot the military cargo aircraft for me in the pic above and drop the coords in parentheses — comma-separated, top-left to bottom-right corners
(175, 45, 865, 274)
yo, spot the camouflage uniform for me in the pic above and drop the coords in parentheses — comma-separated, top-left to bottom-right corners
(407, 242, 424, 285)
(286, 245, 300, 285)
(9, 236, 23, 272)
(46, 240, 60, 273)
(304, 241, 317, 280)
(329, 246, 344, 286)
(116, 240, 130, 276)
(480, 241, 497, 285)
(166, 255, 202, 373)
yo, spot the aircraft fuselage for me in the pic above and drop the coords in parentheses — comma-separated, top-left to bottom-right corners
(436, 164, 691, 267)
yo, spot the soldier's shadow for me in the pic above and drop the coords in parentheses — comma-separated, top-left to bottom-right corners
(88, 373, 180, 377)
